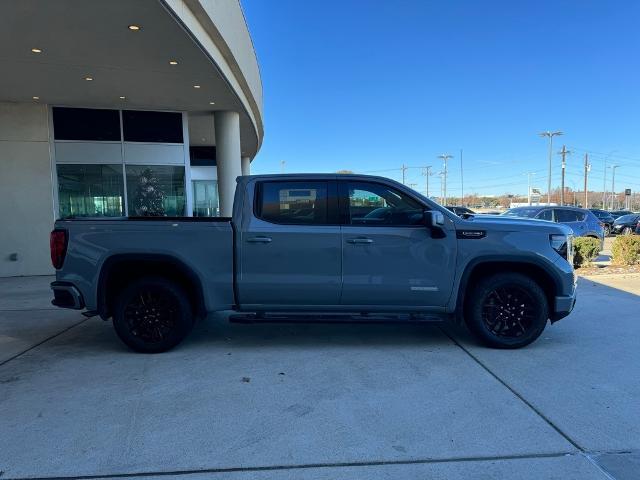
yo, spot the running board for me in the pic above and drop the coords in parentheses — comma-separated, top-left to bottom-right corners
(228, 312, 446, 324)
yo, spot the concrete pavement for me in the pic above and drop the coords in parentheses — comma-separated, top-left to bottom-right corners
(1, 275, 639, 479)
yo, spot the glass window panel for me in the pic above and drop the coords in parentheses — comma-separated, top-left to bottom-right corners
(53, 107, 121, 141)
(257, 181, 328, 225)
(347, 182, 423, 226)
(536, 209, 553, 221)
(126, 165, 185, 216)
(189, 146, 217, 166)
(56, 164, 124, 218)
(122, 110, 183, 143)
(554, 209, 581, 222)
(192, 180, 219, 217)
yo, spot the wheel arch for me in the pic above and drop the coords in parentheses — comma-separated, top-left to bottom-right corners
(97, 254, 206, 320)
(455, 256, 561, 321)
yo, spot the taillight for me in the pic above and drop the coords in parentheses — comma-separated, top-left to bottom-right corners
(50, 229, 68, 269)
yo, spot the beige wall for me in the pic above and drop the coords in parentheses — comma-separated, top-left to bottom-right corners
(0, 102, 54, 276)
(166, 0, 264, 149)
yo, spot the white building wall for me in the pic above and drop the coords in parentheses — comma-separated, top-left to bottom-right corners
(0, 102, 54, 276)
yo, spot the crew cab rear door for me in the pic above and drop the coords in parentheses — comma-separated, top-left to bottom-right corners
(338, 180, 456, 308)
(237, 179, 342, 307)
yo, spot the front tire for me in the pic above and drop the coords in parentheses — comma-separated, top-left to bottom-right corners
(622, 226, 633, 235)
(603, 225, 611, 236)
(113, 277, 194, 353)
(465, 273, 548, 349)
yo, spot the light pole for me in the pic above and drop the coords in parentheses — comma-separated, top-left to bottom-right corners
(421, 166, 433, 198)
(539, 131, 563, 205)
(603, 150, 617, 209)
(525, 172, 536, 205)
(437, 154, 453, 206)
(610, 165, 619, 210)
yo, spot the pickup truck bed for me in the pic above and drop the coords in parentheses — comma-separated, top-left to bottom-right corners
(53, 217, 235, 315)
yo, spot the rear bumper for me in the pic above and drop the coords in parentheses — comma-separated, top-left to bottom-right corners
(51, 281, 84, 310)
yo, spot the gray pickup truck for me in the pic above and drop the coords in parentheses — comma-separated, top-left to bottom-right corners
(50, 174, 576, 352)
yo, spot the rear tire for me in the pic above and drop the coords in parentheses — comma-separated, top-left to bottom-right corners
(113, 276, 193, 353)
(603, 225, 611, 237)
(465, 273, 548, 349)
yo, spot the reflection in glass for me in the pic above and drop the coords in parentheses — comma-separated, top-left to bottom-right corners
(125, 165, 185, 216)
(192, 180, 219, 217)
(56, 164, 124, 218)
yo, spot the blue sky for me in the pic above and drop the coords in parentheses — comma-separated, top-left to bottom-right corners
(242, 0, 640, 196)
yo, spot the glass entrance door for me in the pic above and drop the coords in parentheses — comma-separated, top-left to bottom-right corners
(192, 180, 219, 217)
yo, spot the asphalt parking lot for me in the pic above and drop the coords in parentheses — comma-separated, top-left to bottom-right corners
(1, 273, 639, 480)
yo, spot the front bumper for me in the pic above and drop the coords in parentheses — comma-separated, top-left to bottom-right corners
(51, 281, 84, 310)
(550, 256, 577, 322)
(552, 294, 576, 321)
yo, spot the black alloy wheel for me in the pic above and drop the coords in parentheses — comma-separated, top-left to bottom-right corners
(480, 285, 537, 338)
(465, 273, 548, 349)
(113, 277, 193, 353)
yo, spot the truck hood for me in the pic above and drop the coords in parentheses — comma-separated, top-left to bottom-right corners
(458, 215, 573, 235)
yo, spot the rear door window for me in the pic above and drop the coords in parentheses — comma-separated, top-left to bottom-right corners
(256, 181, 330, 225)
(554, 209, 584, 222)
(536, 209, 553, 221)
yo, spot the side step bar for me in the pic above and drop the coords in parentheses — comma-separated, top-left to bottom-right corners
(229, 312, 446, 324)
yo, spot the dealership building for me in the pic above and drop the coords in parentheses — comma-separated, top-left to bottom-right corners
(0, 0, 263, 277)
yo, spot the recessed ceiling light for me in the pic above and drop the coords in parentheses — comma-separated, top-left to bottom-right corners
(128, 25, 141, 31)
(32, 96, 40, 100)
(84, 76, 93, 81)
(119, 96, 126, 99)
(209, 101, 215, 105)
(193, 85, 201, 89)
(169, 60, 178, 65)
(31, 48, 42, 53)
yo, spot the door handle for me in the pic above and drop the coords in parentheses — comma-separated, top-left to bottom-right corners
(347, 237, 373, 244)
(247, 236, 272, 243)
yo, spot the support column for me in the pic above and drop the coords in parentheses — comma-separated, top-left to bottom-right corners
(241, 156, 251, 176)
(214, 111, 242, 217)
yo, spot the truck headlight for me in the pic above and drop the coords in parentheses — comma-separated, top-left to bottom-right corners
(550, 234, 573, 264)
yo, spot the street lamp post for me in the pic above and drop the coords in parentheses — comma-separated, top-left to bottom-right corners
(539, 131, 563, 205)
(525, 172, 536, 205)
(602, 150, 617, 210)
(610, 165, 619, 210)
(437, 154, 453, 205)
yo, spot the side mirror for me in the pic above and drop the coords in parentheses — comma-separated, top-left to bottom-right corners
(424, 210, 445, 228)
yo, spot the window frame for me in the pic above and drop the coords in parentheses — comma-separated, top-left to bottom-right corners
(253, 180, 339, 226)
(338, 180, 427, 228)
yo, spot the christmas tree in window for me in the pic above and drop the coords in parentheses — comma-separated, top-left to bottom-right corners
(133, 168, 166, 216)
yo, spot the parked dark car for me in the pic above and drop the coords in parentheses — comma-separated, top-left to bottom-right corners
(502, 206, 604, 247)
(610, 210, 633, 219)
(445, 206, 475, 218)
(590, 209, 615, 236)
(612, 213, 640, 235)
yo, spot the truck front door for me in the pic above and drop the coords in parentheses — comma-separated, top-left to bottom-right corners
(339, 180, 456, 308)
(237, 180, 342, 308)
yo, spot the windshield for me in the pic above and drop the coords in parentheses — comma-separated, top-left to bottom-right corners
(615, 214, 639, 223)
(502, 208, 540, 218)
